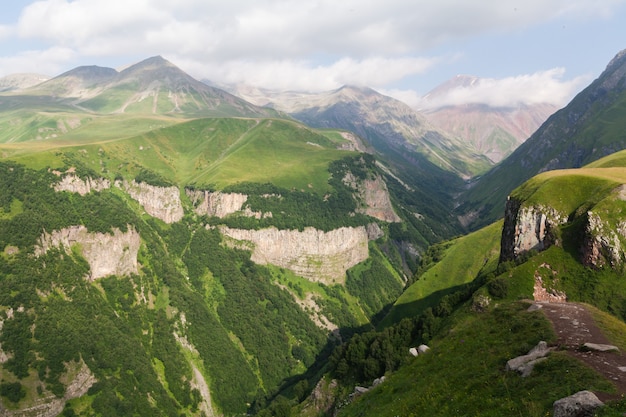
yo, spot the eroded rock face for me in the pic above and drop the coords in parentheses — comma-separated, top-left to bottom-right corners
(582, 211, 624, 268)
(186, 189, 249, 218)
(0, 358, 96, 417)
(500, 197, 566, 262)
(54, 174, 111, 195)
(357, 177, 401, 222)
(121, 180, 183, 224)
(344, 172, 401, 222)
(219, 226, 369, 284)
(35, 225, 141, 280)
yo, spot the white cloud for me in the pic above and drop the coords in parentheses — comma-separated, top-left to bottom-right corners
(14, 0, 626, 60)
(177, 55, 439, 92)
(0, 0, 623, 90)
(412, 68, 591, 108)
(0, 46, 76, 76)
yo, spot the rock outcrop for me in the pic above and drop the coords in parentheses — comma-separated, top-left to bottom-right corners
(186, 189, 248, 218)
(356, 177, 401, 222)
(219, 226, 370, 284)
(35, 225, 141, 280)
(553, 390, 603, 417)
(121, 180, 183, 224)
(582, 211, 625, 268)
(506, 341, 552, 377)
(500, 197, 567, 262)
(54, 174, 111, 195)
(343, 172, 401, 222)
(0, 358, 96, 417)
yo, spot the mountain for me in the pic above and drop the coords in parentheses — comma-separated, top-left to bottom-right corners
(422, 84, 557, 163)
(32, 56, 276, 117)
(302, 149, 626, 417)
(4, 51, 626, 417)
(459, 49, 626, 229)
(0, 73, 49, 92)
(0, 56, 278, 145)
(0, 62, 457, 414)
(254, 85, 492, 179)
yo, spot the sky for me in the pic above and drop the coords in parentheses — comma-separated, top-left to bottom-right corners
(1, 0, 626, 109)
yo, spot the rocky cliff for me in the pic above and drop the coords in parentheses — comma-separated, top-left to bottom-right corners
(219, 225, 370, 284)
(121, 180, 184, 224)
(343, 172, 401, 222)
(500, 197, 567, 262)
(54, 174, 111, 195)
(35, 225, 141, 280)
(582, 210, 626, 268)
(186, 189, 249, 218)
(500, 189, 626, 268)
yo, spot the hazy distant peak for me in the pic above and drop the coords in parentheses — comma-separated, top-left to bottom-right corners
(0, 73, 50, 92)
(55, 65, 118, 82)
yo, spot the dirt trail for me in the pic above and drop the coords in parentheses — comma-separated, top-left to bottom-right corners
(536, 301, 626, 401)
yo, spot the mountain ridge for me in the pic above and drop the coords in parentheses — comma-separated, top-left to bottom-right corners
(459, 48, 626, 229)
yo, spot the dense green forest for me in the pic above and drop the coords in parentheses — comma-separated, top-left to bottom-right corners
(0, 153, 427, 416)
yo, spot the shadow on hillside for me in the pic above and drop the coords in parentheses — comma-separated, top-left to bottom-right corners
(381, 282, 471, 326)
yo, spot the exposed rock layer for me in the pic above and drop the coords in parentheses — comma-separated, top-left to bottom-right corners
(219, 226, 370, 284)
(186, 189, 248, 218)
(500, 197, 566, 262)
(54, 174, 111, 195)
(122, 180, 184, 223)
(35, 225, 141, 280)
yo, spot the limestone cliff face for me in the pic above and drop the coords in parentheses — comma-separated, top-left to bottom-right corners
(219, 225, 370, 284)
(121, 180, 184, 223)
(344, 173, 401, 222)
(500, 197, 567, 262)
(35, 225, 141, 280)
(582, 211, 626, 268)
(186, 189, 248, 218)
(54, 174, 111, 195)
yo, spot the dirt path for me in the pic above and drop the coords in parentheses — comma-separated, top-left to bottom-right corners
(536, 301, 626, 401)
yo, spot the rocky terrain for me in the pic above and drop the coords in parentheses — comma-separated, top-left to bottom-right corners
(35, 225, 141, 280)
(219, 225, 371, 284)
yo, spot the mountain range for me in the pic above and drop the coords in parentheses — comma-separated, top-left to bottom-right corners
(1, 49, 626, 417)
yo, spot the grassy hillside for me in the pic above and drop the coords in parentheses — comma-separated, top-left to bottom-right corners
(382, 221, 502, 325)
(1, 117, 355, 192)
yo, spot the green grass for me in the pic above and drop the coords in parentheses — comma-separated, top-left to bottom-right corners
(384, 221, 502, 324)
(339, 301, 615, 417)
(511, 168, 626, 214)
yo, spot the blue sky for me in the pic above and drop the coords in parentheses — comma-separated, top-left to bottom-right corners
(1, 0, 625, 108)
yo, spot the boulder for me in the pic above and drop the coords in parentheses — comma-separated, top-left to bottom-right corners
(582, 343, 619, 352)
(506, 341, 551, 375)
(418, 344, 430, 354)
(409, 347, 418, 357)
(372, 376, 385, 387)
(553, 390, 603, 417)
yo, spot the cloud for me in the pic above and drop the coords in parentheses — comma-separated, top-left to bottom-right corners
(409, 68, 591, 108)
(1, 0, 624, 89)
(14, 0, 626, 59)
(0, 46, 76, 75)
(177, 55, 439, 91)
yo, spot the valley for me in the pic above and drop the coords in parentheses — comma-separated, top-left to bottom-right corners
(1, 49, 626, 417)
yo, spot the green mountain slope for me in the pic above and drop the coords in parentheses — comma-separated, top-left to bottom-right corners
(297, 150, 626, 417)
(0, 103, 451, 415)
(459, 48, 626, 229)
(0, 56, 279, 146)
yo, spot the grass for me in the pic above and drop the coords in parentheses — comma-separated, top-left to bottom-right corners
(1, 117, 356, 194)
(339, 301, 615, 417)
(384, 221, 502, 324)
(512, 168, 626, 211)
